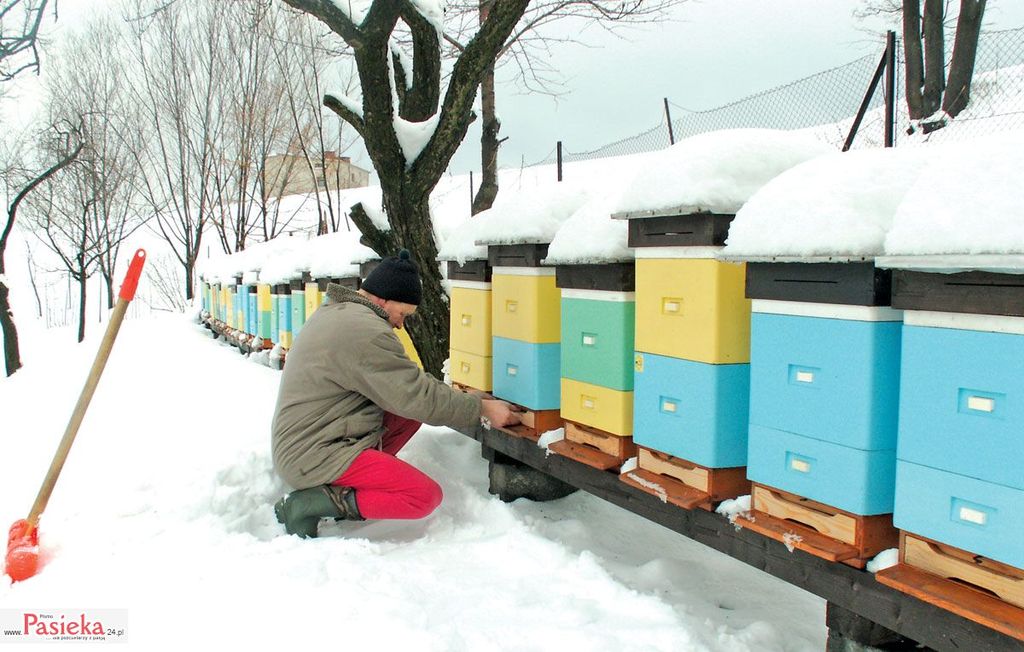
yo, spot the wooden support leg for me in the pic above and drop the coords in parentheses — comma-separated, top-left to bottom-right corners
(825, 603, 922, 652)
(482, 444, 578, 503)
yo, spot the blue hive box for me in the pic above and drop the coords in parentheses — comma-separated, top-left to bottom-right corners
(277, 293, 291, 339)
(746, 303, 903, 516)
(894, 460, 1024, 568)
(247, 289, 258, 336)
(748, 424, 896, 515)
(633, 352, 749, 468)
(898, 323, 1024, 490)
(492, 336, 561, 411)
(749, 308, 902, 450)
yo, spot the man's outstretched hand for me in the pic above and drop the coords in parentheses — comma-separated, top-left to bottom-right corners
(481, 399, 522, 428)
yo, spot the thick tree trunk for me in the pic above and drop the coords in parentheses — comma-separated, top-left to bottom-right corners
(283, 0, 530, 377)
(471, 62, 500, 215)
(922, 0, 945, 116)
(902, 0, 925, 119)
(0, 279, 22, 376)
(944, 0, 987, 118)
(381, 193, 450, 379)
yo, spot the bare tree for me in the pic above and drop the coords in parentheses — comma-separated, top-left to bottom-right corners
(208, 0, 286, 254)
(123, 0, 227, 302)
(26, 163, 100, 343)
(280, 0, 531, 377)
(0, 0, 54, 83)
(0, 122, 82, 373)
(46, 16, 146, 310)
(269, 6, 359, 236)
(860, 0, 988, 130)
(0, 0, 80, 375)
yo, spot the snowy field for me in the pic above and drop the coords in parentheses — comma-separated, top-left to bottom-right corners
(0, 311, 824, 650)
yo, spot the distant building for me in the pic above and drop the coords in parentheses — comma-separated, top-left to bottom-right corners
(263, 151, 370, 199)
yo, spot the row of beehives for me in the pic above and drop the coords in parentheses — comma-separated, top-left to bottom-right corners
(446, 210, 1024, 633)
(197, 266, 422, 368)
(200, 275, 343, 353)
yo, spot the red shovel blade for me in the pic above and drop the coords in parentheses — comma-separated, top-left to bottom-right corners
(5, 520, 39, 582)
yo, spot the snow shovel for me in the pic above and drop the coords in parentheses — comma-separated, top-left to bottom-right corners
(5, 249, 147, 583)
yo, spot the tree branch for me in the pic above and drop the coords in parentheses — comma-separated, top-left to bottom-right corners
(410, 0, 530, 190)
(324, 92, 366, 136)
(397, 1, 441, 121)
(278, 0, 364, 47)
(1, 121, 84, 262)
(347, 201, 394, 257)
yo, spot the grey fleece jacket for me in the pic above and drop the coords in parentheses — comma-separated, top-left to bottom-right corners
(271, 284, 482, 488)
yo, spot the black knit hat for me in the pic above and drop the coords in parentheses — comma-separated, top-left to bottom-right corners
(362, 249, 422, 305)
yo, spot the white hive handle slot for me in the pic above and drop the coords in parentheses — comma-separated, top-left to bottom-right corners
(967, 396, 995, 413)
(958, 506, 988, 525)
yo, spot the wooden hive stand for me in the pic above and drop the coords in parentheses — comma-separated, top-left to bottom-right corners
(734, 484, 898, 569)
(547, 421, 636, 471)
(876, 532, 1024, 642)
(452, 383, 562, 442)
(620, 446, 749, 511)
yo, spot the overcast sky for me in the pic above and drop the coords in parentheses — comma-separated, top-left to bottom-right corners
(17, 0, 1024, 181)
(448, 0, 1024, 176)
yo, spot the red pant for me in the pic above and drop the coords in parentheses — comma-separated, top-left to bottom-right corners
(331, 413, 441, 520)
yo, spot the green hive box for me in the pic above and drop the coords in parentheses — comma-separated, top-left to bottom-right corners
(560, 296, 635, 391)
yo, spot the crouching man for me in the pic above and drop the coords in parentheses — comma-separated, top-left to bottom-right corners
(271, 249, 520, 537)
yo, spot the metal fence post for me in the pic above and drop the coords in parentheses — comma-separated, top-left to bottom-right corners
(556, 141, 563, 182)
(664, 98, 676, 145)
(885, 30, 896, 147)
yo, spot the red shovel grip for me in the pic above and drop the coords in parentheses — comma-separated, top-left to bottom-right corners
(118, 249, 147, 302)
(6, 519, 39, 582)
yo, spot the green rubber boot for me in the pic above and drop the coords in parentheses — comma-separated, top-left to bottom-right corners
(274, 485, 364, 538)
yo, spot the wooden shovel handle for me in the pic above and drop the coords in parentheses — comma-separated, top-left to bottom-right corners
(25, 250, 147, 529)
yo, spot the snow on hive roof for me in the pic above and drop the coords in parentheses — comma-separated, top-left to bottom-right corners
(883, 130, 1024, 262)
(723, 146, 931, 259)
(307, 230, 376, 279)
(612, 128, 835, 216)
(437, 154, 650, 264)
(543, 160, 653, 265)
(471, 179, 592, 247)
(198, 229, 375, 286)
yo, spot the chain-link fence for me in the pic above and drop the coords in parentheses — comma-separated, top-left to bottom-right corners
(528, 26, 1024, 167)
(893, 26, 1024, 146)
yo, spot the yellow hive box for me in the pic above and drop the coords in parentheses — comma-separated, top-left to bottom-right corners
(257, 284, 272, 311)
(491, 271, 560, 344)
(560, 378, 633, 436)
(450, 285, 492, 356)
(279, 331, 293, 350)
(304, 282, 321, 319)
(394, 327, 423, 370)
(635, 258, 751, 364)
(450, 349, 492, 391)
(220, 287, 230, 322)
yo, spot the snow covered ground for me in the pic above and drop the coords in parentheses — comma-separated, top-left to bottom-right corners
(0, 311, 825, 650)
